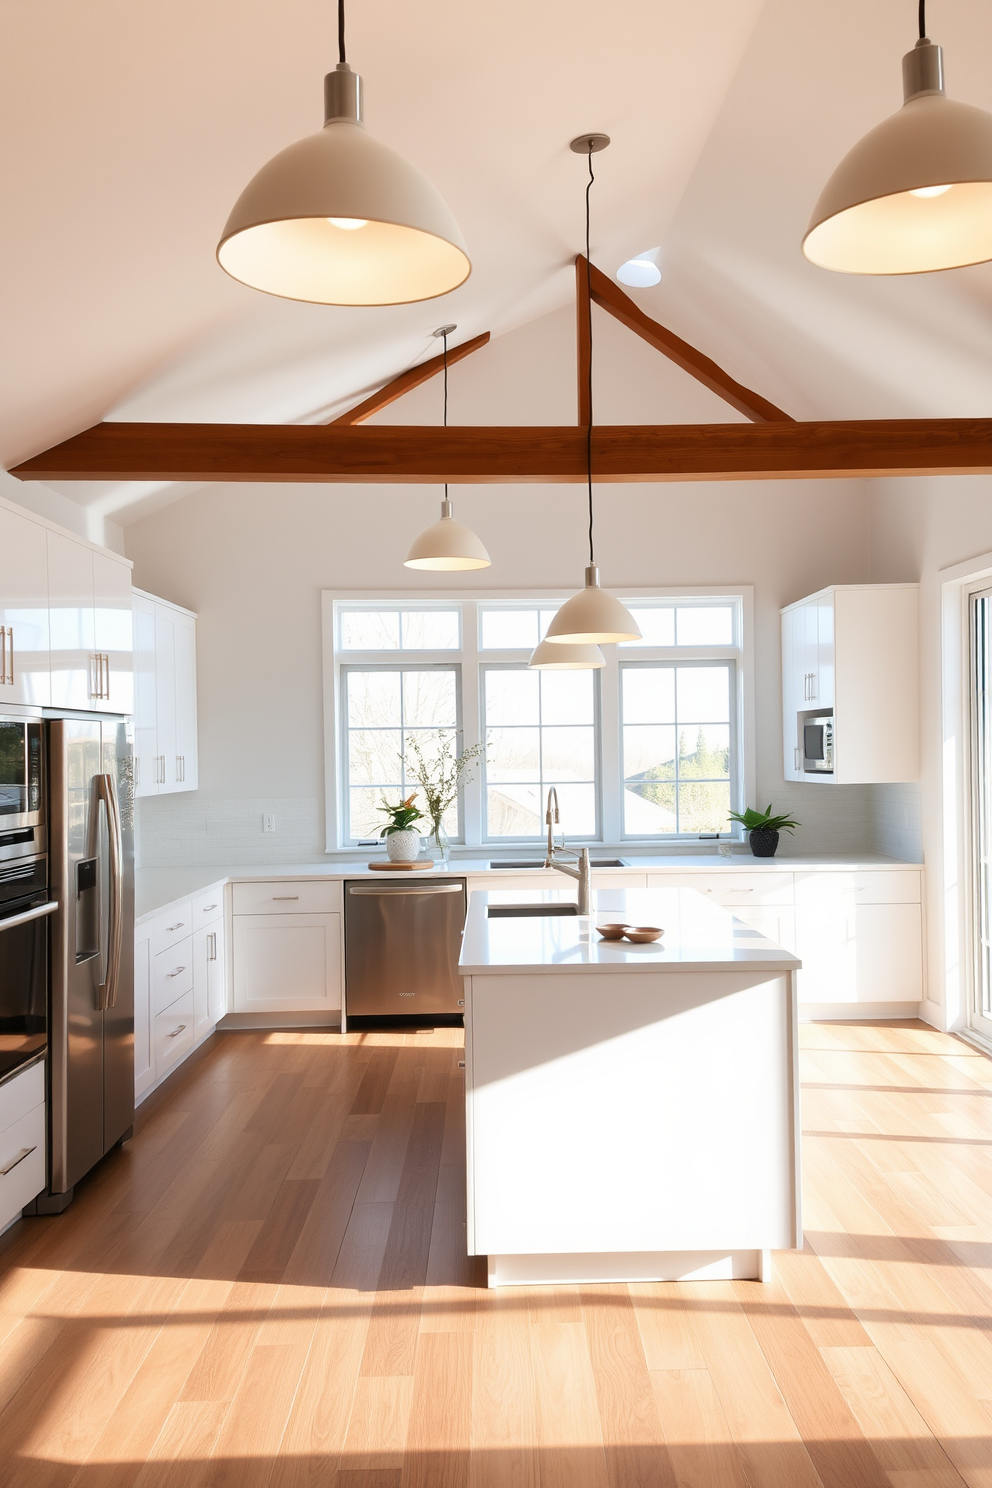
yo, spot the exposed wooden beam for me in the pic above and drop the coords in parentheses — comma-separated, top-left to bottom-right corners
(10, 418, 992, 484)
(328, 332, 490, 425)
(577, 255, 794, 425)
(576, 257, 592, 426)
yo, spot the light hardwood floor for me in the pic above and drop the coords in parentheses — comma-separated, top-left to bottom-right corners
(0, 1019, 989, 1487)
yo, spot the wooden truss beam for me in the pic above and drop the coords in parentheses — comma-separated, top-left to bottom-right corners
(577, 255, 793, 425)
(11, 418, 992, 484)
(329, 332, 490, 425)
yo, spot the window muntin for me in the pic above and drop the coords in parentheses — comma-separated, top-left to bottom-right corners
(482, 665, 598, 839)
(339, 607, 460, 651)
(343, 665, 460, 840)
(620, 661, 734, 837)
(479, 607, 559, 650)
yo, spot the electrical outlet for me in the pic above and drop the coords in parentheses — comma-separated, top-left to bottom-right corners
(263, 813, 276, 833)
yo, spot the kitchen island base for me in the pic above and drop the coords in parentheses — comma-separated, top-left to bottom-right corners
(461, 889, 803, 1290)
(487, 1248, 772, 1288)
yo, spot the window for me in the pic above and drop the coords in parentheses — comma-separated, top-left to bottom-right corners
(971, 588, 992, 1040)
(325, 592, 749, 850)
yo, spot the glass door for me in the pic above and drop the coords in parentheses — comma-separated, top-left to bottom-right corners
(970, 588, 992, 1041)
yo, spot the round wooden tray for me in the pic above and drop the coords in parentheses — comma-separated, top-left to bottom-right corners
(367, 860, 437, 871)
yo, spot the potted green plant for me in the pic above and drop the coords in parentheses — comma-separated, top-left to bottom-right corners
(403, 735, 486, 864)
(377, 793, 425, 862)
(727, 804, 800, 858)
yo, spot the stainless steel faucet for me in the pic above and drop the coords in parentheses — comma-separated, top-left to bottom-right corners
(544, 786, 591, 914)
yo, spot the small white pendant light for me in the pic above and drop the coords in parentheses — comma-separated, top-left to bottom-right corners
(617, 247, 662, 287)
(405, 326, 491, 572)
(545, 137, 641, 647)
(804, 4, 992, 274)
(217, 0, 470, 305)
(529, 638, 606, 669)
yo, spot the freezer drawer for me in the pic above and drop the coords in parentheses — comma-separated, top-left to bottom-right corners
(345, 879, 466, 1018)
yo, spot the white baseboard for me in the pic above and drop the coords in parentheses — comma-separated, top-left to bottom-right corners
(485, 1249, 772, 1288)
(919, 997, 947, 1030)
(799, 1002, 920, 1022)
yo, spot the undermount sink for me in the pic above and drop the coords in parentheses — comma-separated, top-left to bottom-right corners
(488, 904, 581, 918)
(489, 859, 626, 869)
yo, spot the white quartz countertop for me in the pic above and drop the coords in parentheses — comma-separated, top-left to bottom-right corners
(134, 852, 921, 924)
(459, 888, 802, 976)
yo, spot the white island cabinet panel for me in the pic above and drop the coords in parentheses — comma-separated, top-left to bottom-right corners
(468, 968, 796, 1259)
(232, 913, 341, 1014)
(0, 505, 50, 706)
(462, 887, 800, 1287)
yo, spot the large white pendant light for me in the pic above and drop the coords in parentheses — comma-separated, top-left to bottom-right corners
(405, 326, 491, 572)
(529, 638, 606, 669)
(545, 136, 641, 647)
(217, 0, 470, 305)
(804, 4, 992, 274)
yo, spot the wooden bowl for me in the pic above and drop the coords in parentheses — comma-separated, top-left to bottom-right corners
(623, 926, 664, 943)
(596, 923, 629, 940)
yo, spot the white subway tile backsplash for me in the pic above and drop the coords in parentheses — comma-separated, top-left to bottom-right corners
(136, 794, 324, 867)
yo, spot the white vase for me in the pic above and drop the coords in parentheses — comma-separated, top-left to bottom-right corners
(386, 829, 422, 863)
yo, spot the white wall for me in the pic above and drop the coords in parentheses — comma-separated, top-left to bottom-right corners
(125, 304, 874, 866)
(870, 475, 992, 1029)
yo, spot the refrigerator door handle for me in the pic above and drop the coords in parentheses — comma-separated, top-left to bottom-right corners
(95, 772, 124, 1011)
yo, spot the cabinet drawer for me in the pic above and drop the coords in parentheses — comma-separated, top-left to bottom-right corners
(152, 898, 193, 954)
(192, 885, 224, 928)
(0, 1102, 46, 1230)
(646, 871, 794, 906)
(153, 939, 194, 1015)
(793, 870, 921, 906)
(232, 880, 342, 916)
(0, 1060, 45, 1135)
(154, 990, 195, 1075)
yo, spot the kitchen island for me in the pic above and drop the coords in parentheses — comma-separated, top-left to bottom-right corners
(459, 887, 802, 1287)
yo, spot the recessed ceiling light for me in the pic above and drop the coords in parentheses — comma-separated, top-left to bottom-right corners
(616, 247, 661, 287)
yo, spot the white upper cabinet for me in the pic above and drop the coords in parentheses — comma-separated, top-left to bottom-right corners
(782, 584, 918, 785)
(47, 530, 96, 711)
(0, 503, 50, 706)
(93, 551, 134, 715)
(132, 589, 198, 796)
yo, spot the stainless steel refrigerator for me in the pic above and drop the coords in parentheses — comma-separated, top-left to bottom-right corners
(29, 716, 134, 1212)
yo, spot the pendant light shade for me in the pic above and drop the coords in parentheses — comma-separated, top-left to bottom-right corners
(404, 498, 491, 571)
(804, 36, 992, 274)
(544, 566, 641, 645)
(218, 61, 470, 305)
(529, 638, 605, 669)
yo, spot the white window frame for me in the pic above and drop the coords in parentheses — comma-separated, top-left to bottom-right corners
(322, 587, 755, 855)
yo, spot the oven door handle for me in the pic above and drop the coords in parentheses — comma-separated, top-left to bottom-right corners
(96, 773, 124, 1011)
(0, 900, 58, 934)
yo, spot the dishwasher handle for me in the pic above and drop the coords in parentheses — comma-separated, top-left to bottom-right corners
(347, 884, 463, 897)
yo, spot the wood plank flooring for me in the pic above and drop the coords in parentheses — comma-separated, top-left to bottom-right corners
(0, 1019, 989, 1486)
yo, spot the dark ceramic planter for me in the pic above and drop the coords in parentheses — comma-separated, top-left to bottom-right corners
(749, 828, 780, 858)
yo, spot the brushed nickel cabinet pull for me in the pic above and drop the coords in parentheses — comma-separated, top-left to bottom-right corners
(168, 1024, 187, 1039)
(0, 625, 5, 684)
(165, 921, 185, 932)
(167, 966, 186, 978)
(0, 1145, 37, 1177)
(207, 932, 217, 961)
(272, 895, 299, 901)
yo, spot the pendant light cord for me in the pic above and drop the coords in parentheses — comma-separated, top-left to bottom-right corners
(919, 0, 926, 40)
(338, 0, 346, 64)
(442, 328, 449, 503)
(585, 145, 595, 567)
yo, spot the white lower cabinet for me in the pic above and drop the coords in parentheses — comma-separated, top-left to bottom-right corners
(134, 922, 154, 1099)
(0, 1062, 46, 1231)
(134, 881, 228, 1101)
(232, 913, 342, 1014)
(646, 866, 923, 1009)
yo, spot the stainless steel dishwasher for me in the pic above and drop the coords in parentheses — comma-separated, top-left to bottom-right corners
(344, 879, 467, 1019)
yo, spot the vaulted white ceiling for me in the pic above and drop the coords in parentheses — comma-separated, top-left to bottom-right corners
(4, 0, 992, 530)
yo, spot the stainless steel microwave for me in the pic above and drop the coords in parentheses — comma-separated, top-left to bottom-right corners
(803, 715, 834, 774)
(0, 718, 44, 829)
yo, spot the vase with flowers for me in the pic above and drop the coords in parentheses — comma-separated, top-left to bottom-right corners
(403, 735, 485, 864)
